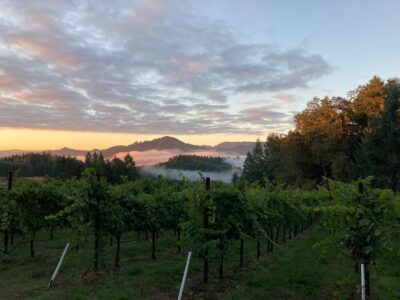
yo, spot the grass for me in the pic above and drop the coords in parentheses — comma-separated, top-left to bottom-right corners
(1, 224, 399, 299)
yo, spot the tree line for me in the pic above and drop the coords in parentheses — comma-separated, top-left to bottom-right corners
(157, 154, 232, 172)
(0, 152, 138, 184)
(242, 76, 400, 190)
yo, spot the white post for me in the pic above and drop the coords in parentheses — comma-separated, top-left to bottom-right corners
(48, 243, 70, 288)
(177, 251, 192, 300)
(360, 263, 366, 300)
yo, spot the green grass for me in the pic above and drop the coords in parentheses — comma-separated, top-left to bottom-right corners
(1, 224, 399, 299)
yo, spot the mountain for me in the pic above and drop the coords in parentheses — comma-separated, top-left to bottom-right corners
(50, 147, 88, 157)
(214, 142, 255, 155)
(0, 150, 28, 157)
(128, 136, 207, 152)
(0, 136, 254, 158)
(101, 136, 209, 157)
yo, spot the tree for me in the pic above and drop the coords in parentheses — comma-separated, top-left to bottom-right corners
(123, 153, 137, 180)
(350, 76, 387, 130)
(242, 139, 266, 185)
(354, 79, 400, 190)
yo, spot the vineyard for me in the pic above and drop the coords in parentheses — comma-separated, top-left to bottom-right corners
(1, 171, 400, 299)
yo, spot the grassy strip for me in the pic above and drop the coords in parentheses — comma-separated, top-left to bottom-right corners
(0, 224, 398, 299)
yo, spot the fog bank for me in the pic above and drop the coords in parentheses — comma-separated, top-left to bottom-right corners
(139, 156, 245, 183)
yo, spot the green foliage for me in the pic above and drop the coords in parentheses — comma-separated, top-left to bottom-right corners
(242, 139, 267, 185)
(354, 79, 400, 190)
(85, 152, 138, 184)
(242, 77, 400, 190)
(0, 153, 84, 178)
(321, 178, 397, 264)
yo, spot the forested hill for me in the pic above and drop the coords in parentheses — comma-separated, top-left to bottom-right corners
(157, 154, 232, 172)
(0, 152, 137, 183)
(0, 153, 84, 178)
(0, 136, 255, 158)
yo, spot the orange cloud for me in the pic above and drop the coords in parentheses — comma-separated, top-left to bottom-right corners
(11, 36, 78, 68)
(10, 88, 69, 107)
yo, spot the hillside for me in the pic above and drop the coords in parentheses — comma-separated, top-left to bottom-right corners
(214, 141, 255, 155)
(0, 137, 254, 158)
(157, 154, 232, 172)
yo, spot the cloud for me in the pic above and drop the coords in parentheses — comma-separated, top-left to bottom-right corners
(0, 1, 333, 135)
(273, 93, 297, 102)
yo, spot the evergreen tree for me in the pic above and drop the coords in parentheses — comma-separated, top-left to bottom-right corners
(242, 139, 266, 185)
(354, 79, 400, 190)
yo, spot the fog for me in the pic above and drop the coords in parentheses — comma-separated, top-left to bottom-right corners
(139, 156, 245, 183)
(115, 149, 246, 166)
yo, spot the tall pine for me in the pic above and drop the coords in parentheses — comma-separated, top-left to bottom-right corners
(242, 139, 266, 185)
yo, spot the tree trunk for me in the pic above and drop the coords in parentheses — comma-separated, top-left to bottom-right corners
(10, 233, 14, 246)
(289, 228, 292, 240)
(239, 238, 244, 268)
(145, 231, 148, 241)
(110, 236, 113, 246)
(257, 238, 260, 260)
(151, 230, 156, 260)
(115, 234, 121, 268)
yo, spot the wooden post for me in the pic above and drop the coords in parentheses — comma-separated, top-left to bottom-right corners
(8, 172, 13, 191)
(357, 182, 370, 298)
(239, 238, 244, 267)
(115, 234, 121, 268)
(94, 174, 101, 273)
(151, 230, 156, 260)
(177, 228, 181, 253)
(282, 227, 286, 243)
(203, 177, 210, 284)
(219, 239, 224, 281)
(3, 172, 13, 254)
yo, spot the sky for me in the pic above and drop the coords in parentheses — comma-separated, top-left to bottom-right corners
(0, 0, 399, 150)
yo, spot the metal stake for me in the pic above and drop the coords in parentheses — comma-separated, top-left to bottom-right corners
(361, 263, 366, 300)
(177, 251, 192, 300)
(48, 243, 69, 288)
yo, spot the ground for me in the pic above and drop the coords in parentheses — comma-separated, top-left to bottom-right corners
(1, 223, 399, 299)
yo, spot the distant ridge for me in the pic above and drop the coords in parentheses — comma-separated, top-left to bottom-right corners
(214, 142, 256, 155)
(0, 136, 254, 158)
